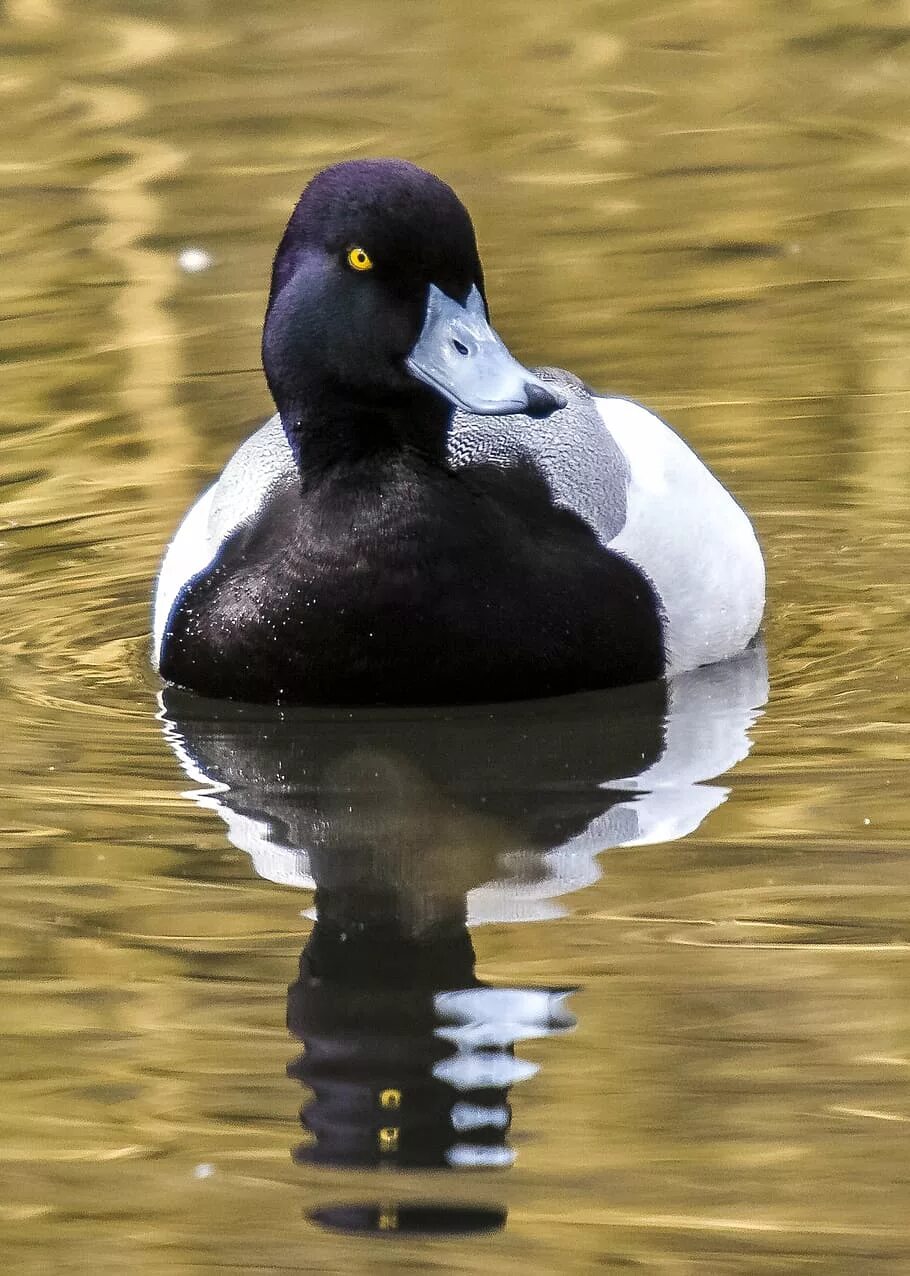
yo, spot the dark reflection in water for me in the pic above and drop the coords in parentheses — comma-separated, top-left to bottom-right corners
(311, 1202, 509, 1238)
(289, 914, 574, 1172)
(159, 647, 766, 1235)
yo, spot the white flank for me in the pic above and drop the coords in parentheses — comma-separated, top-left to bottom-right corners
(152, 484, 217, 669)
(595, 397, 765, 675)
(151, 415, 294, 669)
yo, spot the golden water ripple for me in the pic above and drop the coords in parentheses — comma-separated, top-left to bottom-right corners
(0, 0, 908, 1272)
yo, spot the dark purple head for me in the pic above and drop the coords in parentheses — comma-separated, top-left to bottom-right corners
(262, 159, 565, 430)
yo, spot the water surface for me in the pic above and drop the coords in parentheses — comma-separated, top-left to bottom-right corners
(1, 1, 908, 1272)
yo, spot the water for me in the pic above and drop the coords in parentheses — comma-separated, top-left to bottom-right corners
(1, 0, 908, 1271)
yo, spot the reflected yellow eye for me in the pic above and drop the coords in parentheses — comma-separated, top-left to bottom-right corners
(346, 246, 373, 272)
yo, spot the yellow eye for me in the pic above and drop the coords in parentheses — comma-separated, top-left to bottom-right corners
(346, 246, 373, 272)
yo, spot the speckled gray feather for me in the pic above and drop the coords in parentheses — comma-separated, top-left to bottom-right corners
(207, 416, 296, 544)
(448, 368, 630, 543)
(208, 369, 630, 549)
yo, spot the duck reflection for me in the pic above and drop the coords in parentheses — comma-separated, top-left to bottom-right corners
(288, 908, 574, 1171)
(159, 646, 767, 1231)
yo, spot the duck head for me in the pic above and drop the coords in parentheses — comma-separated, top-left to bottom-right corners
(262, 159, 565, 453)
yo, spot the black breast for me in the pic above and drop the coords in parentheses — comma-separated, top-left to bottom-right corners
(160, 454, 664, 704)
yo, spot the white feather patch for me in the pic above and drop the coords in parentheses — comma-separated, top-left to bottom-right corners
(595, 397, 765, 674)
(151, 415, 294, 668)
(152, 484, 217, 670)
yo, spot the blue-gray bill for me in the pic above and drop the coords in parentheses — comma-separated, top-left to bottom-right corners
(405, 284, 566, 419)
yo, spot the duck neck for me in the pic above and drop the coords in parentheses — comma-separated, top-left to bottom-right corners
(278, 383, 454, 480)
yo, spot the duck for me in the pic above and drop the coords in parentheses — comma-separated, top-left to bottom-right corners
(153, 158, 764, 705)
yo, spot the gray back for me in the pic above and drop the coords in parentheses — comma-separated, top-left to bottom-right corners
(447, 368, 629, 545)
